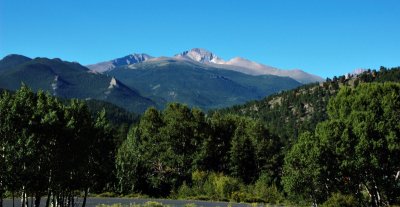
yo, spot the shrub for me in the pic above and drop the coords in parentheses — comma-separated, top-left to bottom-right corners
(192, 170, 207, 184)
(253, 175, 284, 204)
(211, 173, 242, 200)
(321, 193, 358, 207)
(177, 182, 194, 198)
(231, 191, 247, 202)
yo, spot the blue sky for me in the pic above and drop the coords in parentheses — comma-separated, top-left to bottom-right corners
(0, 0, 399, 78)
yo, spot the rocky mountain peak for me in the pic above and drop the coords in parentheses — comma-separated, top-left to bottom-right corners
(113, 53, 152, 66)
(176, 48, 225, 64)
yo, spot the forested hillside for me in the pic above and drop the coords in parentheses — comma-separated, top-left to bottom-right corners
(220, 66, 400, 145)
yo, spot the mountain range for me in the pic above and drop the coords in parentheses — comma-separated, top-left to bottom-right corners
(0, 55, 154, 112)
(88, 48, 323, 84)
(0, 48, 323, 113)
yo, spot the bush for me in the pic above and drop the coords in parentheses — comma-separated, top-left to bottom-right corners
(192, 170, 207, 184)
(321, 193, 358, 207)
(175, 171, 287, 203)
(231, 191, 248, 202)
(210, 173, 242, 200)
(252, 175, 284, 204)
(177, 182, 194, 198)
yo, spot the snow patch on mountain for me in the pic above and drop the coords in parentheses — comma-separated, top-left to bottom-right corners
(175, 48, 225, 64)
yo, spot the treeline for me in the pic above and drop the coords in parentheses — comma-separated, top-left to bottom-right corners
(0, 85, 116, 207)
(116, 103, 283, 202)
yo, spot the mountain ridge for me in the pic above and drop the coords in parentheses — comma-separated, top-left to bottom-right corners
(87, 48, 323, 84)
(0, 55, 155, 113)
(87, 53, 153, 73)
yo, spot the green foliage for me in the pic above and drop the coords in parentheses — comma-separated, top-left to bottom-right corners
(282, 82, 400, 206)
(117, 104, 205, 196)
(0, 85, 117, 206)
(254, 175, 284, 204)
(221, 66, 400, 146)
(229, 120, 257, 184)
(177, 172, 242, 201)
(321, 193, 358, 207)
(176, 171, 283, 204)
(220, 82, 333, 145)
(212, 173, 242, 200)
(115, 127, 144, 194)
(86, 99, 138, 126)
(177, 182, 193, 198)
(282, 132, 327, 204)
(116, 104, 282, 199)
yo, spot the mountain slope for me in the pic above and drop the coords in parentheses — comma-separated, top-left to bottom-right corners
(0, 55, 155, 113)
(87, 53, 153, 73)
(220, 66, 400, 144)
(107, 57, 302, 110)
